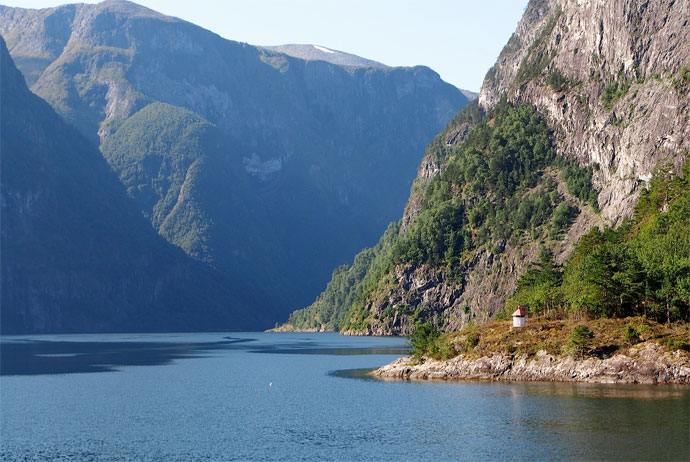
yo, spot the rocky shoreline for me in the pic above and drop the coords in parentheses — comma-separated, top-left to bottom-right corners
(373, 342, 690, 384)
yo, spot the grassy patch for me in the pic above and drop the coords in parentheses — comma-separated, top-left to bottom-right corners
(424, 317, 689, 361)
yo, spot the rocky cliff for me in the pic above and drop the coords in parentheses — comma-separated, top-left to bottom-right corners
(0, 0, 468, 317)
(480, 0, 690, 223)
(284, 0, 690, 335)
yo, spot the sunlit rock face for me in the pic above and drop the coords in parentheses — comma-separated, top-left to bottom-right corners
(480, 0, 690, 223)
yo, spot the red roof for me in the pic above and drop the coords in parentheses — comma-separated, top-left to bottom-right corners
(512, 306, 526, 317)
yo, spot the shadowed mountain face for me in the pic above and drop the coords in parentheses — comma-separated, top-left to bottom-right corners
(1, 0, 468, 317)
(0, 38, 274, 334)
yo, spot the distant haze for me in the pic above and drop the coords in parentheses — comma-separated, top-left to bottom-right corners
(3, 0, 529, 92)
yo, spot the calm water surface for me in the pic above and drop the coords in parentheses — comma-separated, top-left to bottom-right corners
(1, 332, 688, 461)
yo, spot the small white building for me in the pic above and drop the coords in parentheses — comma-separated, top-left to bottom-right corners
(512, 306, 527, 328)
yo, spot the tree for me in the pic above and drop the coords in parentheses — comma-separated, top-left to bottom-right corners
(408, 323, 439, 358)
(571, 325, 594, 359)
(509, 247, 563, 317)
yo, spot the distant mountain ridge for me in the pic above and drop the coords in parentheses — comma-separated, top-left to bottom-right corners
(459, 89, 478, 101)
(0, 0, 468, 328)
(262, 44, 388, 68)
(264, 44, 480, 101)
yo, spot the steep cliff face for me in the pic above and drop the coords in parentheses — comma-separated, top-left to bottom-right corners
(481, 0, 690, 222)
(284, 0, 689, 335)
(0, 39, 272, 333)
(0, 0, 468, 314)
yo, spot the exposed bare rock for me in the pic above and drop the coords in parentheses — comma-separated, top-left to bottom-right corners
(374, 343, 690, 384)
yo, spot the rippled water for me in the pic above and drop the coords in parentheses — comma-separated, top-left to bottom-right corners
(1, 332, 688, 461)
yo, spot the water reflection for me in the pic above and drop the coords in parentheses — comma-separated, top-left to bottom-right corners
(251, 347, 408, 355)
(0, 335, 408, 376)
(509, 381, 690, 399)
(0, 338, 254, 375)
(373, 373, 688, 399)
(1, 333, 687, 461)
(328, 368, 380, 381)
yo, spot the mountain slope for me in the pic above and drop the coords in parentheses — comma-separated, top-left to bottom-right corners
(284, 0, 690, 334)
(0, 0, 468, 314)
(0, 38, 271, 333)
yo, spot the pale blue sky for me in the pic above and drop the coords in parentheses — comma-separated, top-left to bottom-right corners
(4, 0, 529, 91)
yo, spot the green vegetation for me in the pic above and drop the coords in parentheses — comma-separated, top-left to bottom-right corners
(557, 158, 599, 210)
(1, 40, 268, 333)
(408, 323, 440, 359)
(286, 100, 488, 333)
(426, 100, 485, 164)
(313, 100, 602, 335)
(601, 71, 633, 110)
(409, 317, 689, 360)
(507, 159, 690, 325)
(672, 63, 690, 95)
(390, 100, 574, 269)
(8, 4, 472, 325)
(571, 325, 594, 358)
(101, 102, 228, 260)
(546, 69, 572, 92)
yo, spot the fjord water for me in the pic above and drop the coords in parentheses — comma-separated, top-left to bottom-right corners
(1, 333, 688, 461)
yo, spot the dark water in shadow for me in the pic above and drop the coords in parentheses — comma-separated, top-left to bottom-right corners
(0, 337, 253, 375)
(1, 332, 688, 461)
(0, 335, 408, 376)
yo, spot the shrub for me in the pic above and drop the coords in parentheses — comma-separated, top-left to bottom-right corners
(667, 338, 690, 352)
(625, 325, 639, 345)
(408, 323, 439, 358)
(571, 325, 594, 358)
(672, 64, 690, 95)
(547, 69, 570, 92)
(465, 333, 480, 350)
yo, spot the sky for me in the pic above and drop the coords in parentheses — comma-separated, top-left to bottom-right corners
(3, 0, 529, 92)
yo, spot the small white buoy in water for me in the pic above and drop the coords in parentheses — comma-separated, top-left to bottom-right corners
(269, 382, 272, 387)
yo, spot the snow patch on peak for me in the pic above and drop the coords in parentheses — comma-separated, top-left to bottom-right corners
(313, 45, 335, 54)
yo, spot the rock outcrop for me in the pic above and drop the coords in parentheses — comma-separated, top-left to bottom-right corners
(374, 343, 690, 384)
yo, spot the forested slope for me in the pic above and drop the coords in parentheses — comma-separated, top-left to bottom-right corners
(282, 0, 690, 334)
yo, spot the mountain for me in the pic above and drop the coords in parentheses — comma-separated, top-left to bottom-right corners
(0, 38, 272, 333)
(266, 44, 481, 102)
(283, 0, 690, 334)
(459, 89, 478, 101)
(262, 44, 387, 68)
(0, 0, 468, 316)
